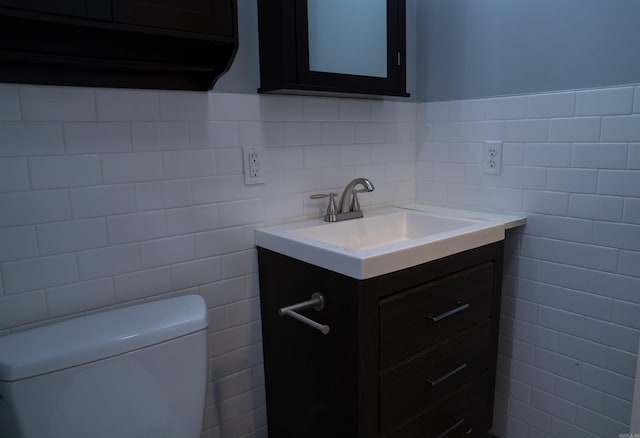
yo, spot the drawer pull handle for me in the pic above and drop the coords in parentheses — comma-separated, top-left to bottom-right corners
(279, 293, 330, 335)
(425, 362, 468, 386)
(427, 302, 469, 322)
(420, 417, 465, 438)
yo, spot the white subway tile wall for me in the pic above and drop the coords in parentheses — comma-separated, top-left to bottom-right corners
(0, 86, 416, 438)
(418, 85, 640, 437)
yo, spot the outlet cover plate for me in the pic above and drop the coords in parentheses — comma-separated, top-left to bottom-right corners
(243, 146, 265, 185)
(483, 141, 502, 175)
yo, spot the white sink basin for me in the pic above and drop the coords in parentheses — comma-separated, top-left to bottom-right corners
(289, 211, 479, 251)
(256, 204, 526, 279)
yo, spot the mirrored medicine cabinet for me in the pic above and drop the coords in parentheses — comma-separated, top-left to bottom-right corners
(257, 0, 409, 98)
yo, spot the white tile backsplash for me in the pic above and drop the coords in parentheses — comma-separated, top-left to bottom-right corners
(131, 122, 190, 151)
(135, 179, 192, 210)
(575, 87, 634, 116)
(162, 149, 216, 179)
(46, 277, 115, 318)
(214, 148, 243, 175)
(0, 157, 29, 192)
(171, 257, 223, 290)
(603, 394, 632, 425)
(568, 194, 624, 221)
(601, 115, 640, 142)
(618, 250, 640, 277)
(37, 218, 108, 255)
(338, 99, 371, 121)
(29, 155, 101, 188)
(302, 97, 339, 122)
(417, 85, 640, 438)
(548, 117, 601, 142)
(572, 143, 628, 169)
(21, 86, 96, 121)
(195, 227, 246, 258)
(192, 175, 244, 204)
(526, 91, 575, 119)
(505, 119, 549, 142)
(113, 266, 174, 301)
(64, 122, 132, 153)
(321, 122, 356, 144)
(0, 227, 38, 262)
(0, 190, 71, 226)
(1, 84, 639, 438)
(101, 152, 164, 184)
(522, 191, 569, 215)
(0, 122, 65, 156)
(107, 211, 166, 245)
(96, 89, 160, 121)
(303, 144, 339, 168)
(77, 243, 142, 280)
(283, 121, 322, 145)
(141, 235, 195, 268)
(0, 85, 20, 121)
(164, 204, 219, 236)
(0, 291, 48, 329)
(355, 122, 387, 143)
(159, 91, 212, 121)
(189, 121, 240, 149)
(211, 93, 262, 121)
(218, 199, 265, 228)
(3, 254, 78, 294)
(598, 170, 640, 196)
(523, 143, 572, 167)
(70, 184, 136, 218)
(630, 143, 640, 169)
(546, 168, 598, 194)
(485, 95, 528, 120)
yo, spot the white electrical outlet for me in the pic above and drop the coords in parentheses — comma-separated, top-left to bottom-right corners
(242, 146, 265, 185)
(483, 141, 503, 175)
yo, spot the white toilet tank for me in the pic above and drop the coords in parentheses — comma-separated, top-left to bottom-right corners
(0, 295, 208, 438)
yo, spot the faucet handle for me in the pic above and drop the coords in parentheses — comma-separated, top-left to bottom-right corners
(350, 189, 361, 212)
(310, 192, 338, 222)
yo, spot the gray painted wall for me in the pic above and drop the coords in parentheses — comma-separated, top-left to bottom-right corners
(417, 0, 640, 102)
(213, 0, 261, 94)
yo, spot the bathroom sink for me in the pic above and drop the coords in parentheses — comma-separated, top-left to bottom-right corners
(289, 211, 479, 251)
(256, 204, 526, 279)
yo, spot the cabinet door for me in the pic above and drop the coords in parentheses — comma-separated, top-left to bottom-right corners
(0, 0, 111, 20)
(295, 0, 407, 96)
(112, 0, 234, 36)
(306, 0, 387, 78)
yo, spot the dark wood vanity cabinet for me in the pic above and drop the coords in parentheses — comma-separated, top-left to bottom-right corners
(0, 0, 237, 90)
(258, 242, 504, 438)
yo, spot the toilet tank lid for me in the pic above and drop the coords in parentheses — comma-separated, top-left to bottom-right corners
(0, 294, 208, 382)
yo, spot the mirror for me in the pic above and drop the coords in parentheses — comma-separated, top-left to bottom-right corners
(307, 0, 387, 78)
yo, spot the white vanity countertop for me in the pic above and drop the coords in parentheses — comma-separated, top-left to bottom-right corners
(256, 203, 526, 280)
(397, 203, 527, 229)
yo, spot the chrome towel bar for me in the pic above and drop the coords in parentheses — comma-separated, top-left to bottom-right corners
(279, 293, 330, 335)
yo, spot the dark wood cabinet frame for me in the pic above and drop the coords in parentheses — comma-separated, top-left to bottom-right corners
(0, 1, 238, 91)
(258, 0, 409, 98)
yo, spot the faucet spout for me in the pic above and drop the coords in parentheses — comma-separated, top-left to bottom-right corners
(337, 178, 375, 215)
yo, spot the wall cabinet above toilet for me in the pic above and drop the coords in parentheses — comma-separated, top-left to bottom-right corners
(0, 0, 237, 90)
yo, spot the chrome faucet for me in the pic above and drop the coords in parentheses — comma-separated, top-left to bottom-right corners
(310, 178, 375, 222)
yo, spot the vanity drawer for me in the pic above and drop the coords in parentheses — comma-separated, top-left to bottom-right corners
(379, 262, 494, 368)
(379, 322, 492, 435)
(385, 374, 491, 438)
